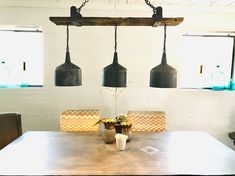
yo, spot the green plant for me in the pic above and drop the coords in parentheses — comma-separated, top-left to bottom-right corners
(93, 118, 115, 130)
(115, 115, 128, 124)
(94, 115, 131, 129)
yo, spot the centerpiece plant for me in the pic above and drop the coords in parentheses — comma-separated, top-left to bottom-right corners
(94, 115, 132, 143)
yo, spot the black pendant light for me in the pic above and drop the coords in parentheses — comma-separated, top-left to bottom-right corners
(150, 24, 177, 88)
(102, 26, 127, 87)
(55, 24, 82, 86)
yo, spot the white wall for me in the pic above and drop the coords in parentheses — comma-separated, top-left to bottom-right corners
(0, 1, 235, 150)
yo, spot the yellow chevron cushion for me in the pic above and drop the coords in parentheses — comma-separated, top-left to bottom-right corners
(60, 109, 100, 133)
(127, 111, 166, 132)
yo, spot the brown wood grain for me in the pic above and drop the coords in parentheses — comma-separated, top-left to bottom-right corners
(0, 131, 234, 175)
(49, 17, 184, 27)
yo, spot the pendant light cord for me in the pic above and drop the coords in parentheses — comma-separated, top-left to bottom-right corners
(114, 88, 117, 117)
(66, 24, 69, 52)
(114, 25, 117, 52)
(161, 24, 167, 66)
(163, 24, 166, 53)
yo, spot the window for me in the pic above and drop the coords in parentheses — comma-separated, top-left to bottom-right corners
(0, 26, 43, 88)
(180, 34, 234, 90)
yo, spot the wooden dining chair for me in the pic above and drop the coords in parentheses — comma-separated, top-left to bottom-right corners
(127, 111, 167, 132)
(60, 109, 100, 135)
(0, 112, 22, 149)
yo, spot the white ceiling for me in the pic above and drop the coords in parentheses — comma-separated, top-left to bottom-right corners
(1, 0, 235, 12)
(90, 0, 235, 7)
(0, 0, 235, 7)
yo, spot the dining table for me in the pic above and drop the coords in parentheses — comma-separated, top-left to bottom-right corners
(0, 131, 235, 175)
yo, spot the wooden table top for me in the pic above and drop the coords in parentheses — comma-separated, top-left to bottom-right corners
(0, 131, 235, 175)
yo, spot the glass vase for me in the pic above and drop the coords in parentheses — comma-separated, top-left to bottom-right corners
(102, 128, 116, 144)
(122, 125, 133, 142)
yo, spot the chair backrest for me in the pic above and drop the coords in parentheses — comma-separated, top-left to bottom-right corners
(0, 112, 22, 149)
(127, 111, 166, 132)
(60, 109, 100, 134)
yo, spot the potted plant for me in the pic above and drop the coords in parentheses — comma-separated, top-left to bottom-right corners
(114, 115, 132, 142)
(94, 115, 132, 143)
(94, 118, 116, 144)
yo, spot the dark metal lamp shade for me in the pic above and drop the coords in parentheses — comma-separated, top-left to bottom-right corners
(102, 52, 127, 87)
(150, 52, 177, 88)
(55, 51, 82, 86)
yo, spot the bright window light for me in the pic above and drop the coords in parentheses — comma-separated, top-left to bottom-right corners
(0, 26, 43, 88)
(180, 35, 233, 89)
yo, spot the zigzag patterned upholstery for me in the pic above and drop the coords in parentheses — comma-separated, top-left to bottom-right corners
(127, 111, 166, 132)
(60, 109, 100, 135)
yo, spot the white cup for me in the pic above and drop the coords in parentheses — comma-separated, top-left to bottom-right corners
(115, 133, 128, 151)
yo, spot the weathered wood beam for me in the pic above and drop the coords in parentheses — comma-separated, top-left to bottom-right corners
(49, 17, 183, 27)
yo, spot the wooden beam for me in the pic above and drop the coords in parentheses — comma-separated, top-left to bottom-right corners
(49, 17, 183, 27)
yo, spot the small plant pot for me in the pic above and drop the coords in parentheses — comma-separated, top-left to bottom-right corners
(122, 125, 133, 142)
(102, 122, 116, 144)
(102, 128, 116, 144)
(114, 124, 124, 134)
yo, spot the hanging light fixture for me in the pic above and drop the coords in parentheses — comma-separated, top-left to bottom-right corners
(150, 24, 177, 88)
(55, 24, 82, 86)
(102, 26, 127, 87)
(50, 0, 183, 88)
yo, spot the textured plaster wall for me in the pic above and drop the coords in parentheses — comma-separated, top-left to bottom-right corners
(0, 1, 234, 150)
